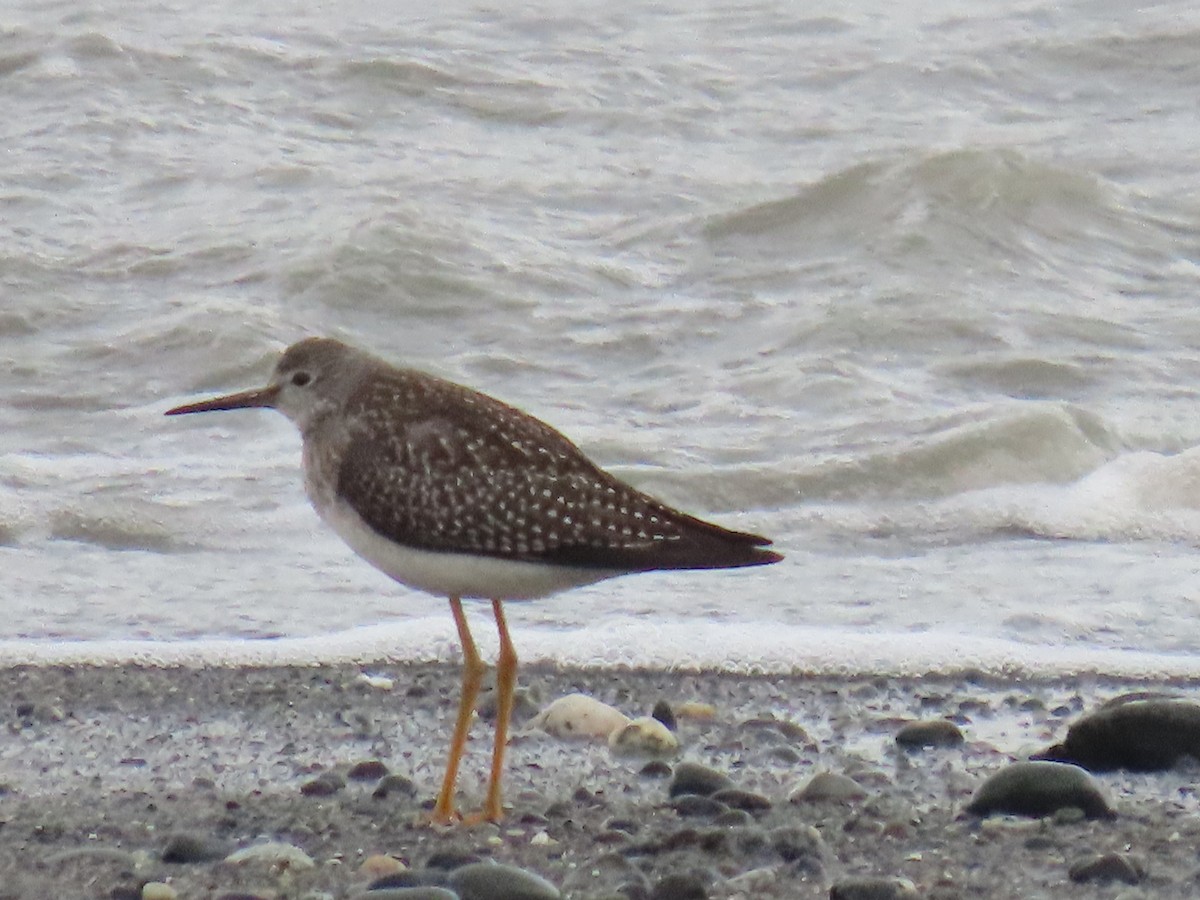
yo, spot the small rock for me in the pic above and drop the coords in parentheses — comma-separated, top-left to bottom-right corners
(650, 872, 707, 900)
(1035, 698, 1200, 772)
(1068, 852, 1144, 885)
(741, 714, 809, 744)
(640, 760, 673, 779)
(300, 770, 346, 796)
(368, 870, 438, 890)
(651, 700, 677, 731)
(348, 759, 390, 781)
(964, 761, 1115, 820)
(447, 861, 561, 900)
(427, 851, 485, 870)
(478, 684, 541, 723)
(527, 694, 629, 740)
(141, 884, 177, 900)
(360, 853, 406, 877)
(770, 824, 828, 873)
(895, 719, 965, 749)
(829, 876, 919, 900)
(350, 890, 459, 900)
(675, 701, 717, 721)
(790, 772, 868, 804)
(162, 832, 229, 863)
(671, 795, 728, 818)
(710, 788, 772, 812)
(609, 716, 679, 757)
(668, 762, 734, 798)
(373, 773, 417, 799)
(357, 672, 395, 691)
(225, 840, 316, 870)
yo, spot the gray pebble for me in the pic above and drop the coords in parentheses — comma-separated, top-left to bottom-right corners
(446, 861, 560, 900)
(671, 795, 728, 818)
(710, 788, 772, 812)
(740, 715, 810, 745)
(791, 772, 868, 804)
(651, 699, 677, 731)
(372, 773, 418, 799)
(650, 872, 707, 900)
(1035, 698, 1200, 772)
(351, 890, 459, 900)
(771, 824, 829, 875)
(711, 809, 754, 827)
(1068, 852, 1144, 885)
(895, 719, 965, 748)
(829, 876, 919, 899)
(162, 832, 229, 863)
(369, 870, 445, 890)
(300, 770, 346, 796)
(347, 759, 390, 780)
(964, 760, 1115, 819)
(668, 762, 734, 798)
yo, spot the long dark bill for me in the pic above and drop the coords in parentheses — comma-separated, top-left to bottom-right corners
(164, 384, 280, 416)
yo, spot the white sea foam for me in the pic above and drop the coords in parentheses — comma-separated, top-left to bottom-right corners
(3, 619, 1200, 681)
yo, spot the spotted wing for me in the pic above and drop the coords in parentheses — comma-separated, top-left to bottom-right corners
(335, 370, 780, 571)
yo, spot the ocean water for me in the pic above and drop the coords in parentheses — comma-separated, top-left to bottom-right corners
(4, 0, 1200, 676)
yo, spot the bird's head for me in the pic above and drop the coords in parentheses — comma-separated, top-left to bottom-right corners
(165, 337, 366, 433)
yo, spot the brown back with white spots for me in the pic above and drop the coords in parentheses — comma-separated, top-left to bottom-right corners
(332, 364, 780, 571)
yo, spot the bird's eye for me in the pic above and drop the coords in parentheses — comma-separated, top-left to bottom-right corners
(291, 371, 312, 387)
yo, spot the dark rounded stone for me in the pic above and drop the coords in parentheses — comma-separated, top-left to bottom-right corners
(651, 700, 677, 731)
(299, 770, 345, 796)
(161, 832, 229, 863)
(426, 851, 485, 871)
(351, 889, 459, 900)
(347, 759, 390, 780)
(710, 788, 771, 812)
(369, 869, 444, 890)
(711, 809, 753, 828)
(791, 772, 868, 804)
(640, 760, 673, 779)
(671, 795, 728, 818)
(649, 872, 707, 900)
(740, 715, 809, 744)
(372, 773, 417, 799)
(668, 762, 734, 798)
(964, 761, 1115, 820)
(1034, 699, 1200, 772)
(770, 824, 828, 869)
(1068, 852, 1143, 885)
(446, 861, 560, 900)
(895, 719, 965, 749)
(829, 876, 919, 899)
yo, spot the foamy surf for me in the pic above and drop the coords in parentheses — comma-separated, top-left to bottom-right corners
(3, 619, 1200, 681)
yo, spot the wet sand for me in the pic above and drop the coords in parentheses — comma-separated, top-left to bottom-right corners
(4, 662, 1200, 899)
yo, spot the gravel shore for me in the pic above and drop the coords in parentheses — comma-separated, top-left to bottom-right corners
(4, 662, 1200, 899)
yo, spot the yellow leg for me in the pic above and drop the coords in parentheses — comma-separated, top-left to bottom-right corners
(431, 596, 485, 825)
(481, 598, 518, 822)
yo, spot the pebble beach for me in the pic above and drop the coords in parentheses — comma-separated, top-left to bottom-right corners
(5, 662, 1200, 899)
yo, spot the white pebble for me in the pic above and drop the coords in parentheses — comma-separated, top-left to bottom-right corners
(225, 840, 316, 870)
(142, 883, 177, 900)
(528, 693, 630, 739)
(357, 672, 395, 691)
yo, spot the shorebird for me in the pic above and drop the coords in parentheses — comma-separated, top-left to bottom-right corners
(165, 337, 782, 823)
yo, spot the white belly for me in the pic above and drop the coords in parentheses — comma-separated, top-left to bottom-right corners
(318, 494, 622, 600)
